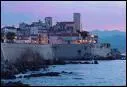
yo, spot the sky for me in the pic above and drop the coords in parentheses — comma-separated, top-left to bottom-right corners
(1, 1, 126, 32)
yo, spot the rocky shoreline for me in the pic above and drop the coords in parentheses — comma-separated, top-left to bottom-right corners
(1, 81, 30, 86)
(1, 49, 99, 86)
(1, 70, 74, 86)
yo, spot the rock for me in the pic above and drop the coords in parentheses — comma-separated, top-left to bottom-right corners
(17, 76, 22, 78)
(4, 75, 16, 80)
(1, 60, 19, 80)
(1, 81, 30, 86)
(1, 81, 5, 86)
(44, 72, 60, 76)
(29, 67, 41, 71)
(70, 61, 79, 64)
(52, 66, 56, 67)
(1, 71, 16, 80)
(68, 72, 73, 74)
(94, 60, 98, 64)
(61, 71, 68, 73)
(52, 59, 66, 65)
(73, 78, 83, 80)
(24, 72, 60, 78)
(61, 71, 73, 74)
(83, 61, 91, 64)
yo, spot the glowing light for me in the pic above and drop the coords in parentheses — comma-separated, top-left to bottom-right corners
(91, 35, 94, 37)
(14, 36, 17, 39)
(93, 40, 96, 43)
(89, 40, 92, 43)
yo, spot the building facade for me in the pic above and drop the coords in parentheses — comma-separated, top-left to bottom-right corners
(54, 22, 75, 33)
(2, 26, 17, 34)
(73, 13, 80, 33)
(45, 17, 52, 29)
(48, 33, 81, 44)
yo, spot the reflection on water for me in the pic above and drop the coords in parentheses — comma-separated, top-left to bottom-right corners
(3, 60, 126, 86)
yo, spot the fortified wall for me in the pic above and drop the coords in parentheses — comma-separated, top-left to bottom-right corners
(1, 43, 111, 63)
(1, 43, 53, 63)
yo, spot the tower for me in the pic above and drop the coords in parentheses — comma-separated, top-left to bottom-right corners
(73, 13, 80, 33)
(45, 17, 52, 29)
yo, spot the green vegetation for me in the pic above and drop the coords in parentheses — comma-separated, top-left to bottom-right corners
(77, 30, 89, 39)
(6, 32, 16, 43)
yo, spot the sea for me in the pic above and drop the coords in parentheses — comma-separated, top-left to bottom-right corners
(2, 60, 126, 86)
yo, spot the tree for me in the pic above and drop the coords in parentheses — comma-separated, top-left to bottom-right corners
(80, 31, 89, 39)
(77, 30, 89, 39)
(6, 32, 16, 43)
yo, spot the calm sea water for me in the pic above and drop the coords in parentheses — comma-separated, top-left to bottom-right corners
(4, 60, 126, 86)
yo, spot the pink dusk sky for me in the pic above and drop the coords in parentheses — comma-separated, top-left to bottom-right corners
(1, 1, 126, 32)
